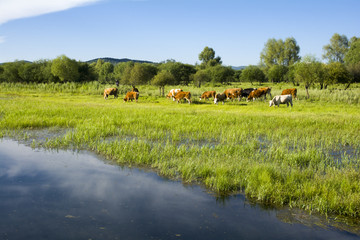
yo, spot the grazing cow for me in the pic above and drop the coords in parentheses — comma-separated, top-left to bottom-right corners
(257, 87, 272, 99)
(104, 88, 118, 100)
(199, 91, 216, 101)
(269, 95, 293, 107)
(173, 91, 191, 104)
(124, 91, 139, 102)
(214, 93, 227, 105)
(281, 88, 297, 99)
(247, 89, 268, 101)
(240, 88, 257, 100)
(166, 89, 183, 100)
(223, 88, 243, 101)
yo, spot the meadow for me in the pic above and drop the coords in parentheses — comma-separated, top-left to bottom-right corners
(0, 82, 359, 218)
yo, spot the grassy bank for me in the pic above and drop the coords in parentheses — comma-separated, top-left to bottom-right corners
(1, 82, 360, 218)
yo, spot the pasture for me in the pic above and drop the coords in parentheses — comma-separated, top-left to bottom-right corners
(0, 82, 360, 218)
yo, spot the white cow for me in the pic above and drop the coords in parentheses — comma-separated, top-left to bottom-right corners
(167, 89, 183, 100)
(269, 95, 293, 107)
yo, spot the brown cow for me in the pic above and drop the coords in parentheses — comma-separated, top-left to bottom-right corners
(123, 91, 139, 102)
(166, 89, 183, 100)
(223, 88, 243, 101)
(257, 87, 272, 99)
(281, 88, 297, 99)
(104, 88, 118, 99)
(247, 89, 268, 101)
(173, 91, 191, 104)
(199, 91, 216, 101)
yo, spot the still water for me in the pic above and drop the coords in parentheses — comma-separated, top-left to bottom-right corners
(0, 139, 359, 240)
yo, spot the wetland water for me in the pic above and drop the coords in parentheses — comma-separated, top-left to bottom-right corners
(0, 139, 359, 240)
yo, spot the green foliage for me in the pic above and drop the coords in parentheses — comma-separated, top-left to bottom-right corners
(346, 62, 360, 85)
(128, 63, 156, 85)
(344, 37, 360, 65)
(151, 70, 175, 95)
(192, 69, 211, 87)
(241, 65, 265, 84)
(208, 65, 235, 84)
(325, 62, 352, 88)
(233, 70, 242, 82)
(260, 37, 300, 69)
(98, 62, 114, 83)
(322, 33, 349, 63)
(159, 61, 195, 85)
(51, 55, 80, 82)
(1, 61, 24, 82)
(78, 62, 97, 82)
(114, 61, 134, 85)
(198, 46, 222, 69)
(294, 55, 324, 98)
(267, 65, 288, 82)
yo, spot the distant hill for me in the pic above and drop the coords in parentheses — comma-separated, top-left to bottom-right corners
(86, 57, 154, 65)
(231, 66, 247, 71)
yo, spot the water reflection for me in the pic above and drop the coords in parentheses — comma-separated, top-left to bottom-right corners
(0, 139, 359, 240)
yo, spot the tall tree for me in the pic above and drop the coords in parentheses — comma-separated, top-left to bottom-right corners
(322, 33, 349, 63)
(344, 37, 360, 65)
(325, 62, 352, 89)
(294, 55, 324, 98)
(192, 70, 211, 88)
(115, 61, 134, 85)
(346, 63, 360, 88)
(51, 55, 79, 82)
(208, 65, 235, 84)
(260, 37, 300, 69)
(283, 37, 301, 66)
(98, 62, 114, 83)
(130, 63, 157, 85)
(198, 46, 222, 69)
(159, 61, 195, 85)
(151, 70, 175, 96)
(1, 61, 24, 82)
(240, 65, 265, 84)
(267, 65, 288, 83)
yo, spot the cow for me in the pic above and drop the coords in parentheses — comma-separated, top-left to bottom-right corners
(166, 89, 183, 100)
(223, 88, 242, 101)
(269, 95, 293, 107)
(240, 88, 257, 100)
(247, 89, 268, 101)
(281, 88, 297, 99)
(257, 87, 272, 99)
(124, 91, 139, 102)
(104, 88, 118, 100)
(199, 91, 216, 101)
(173, 91, 191, 104)
(214, 93, 227, 105)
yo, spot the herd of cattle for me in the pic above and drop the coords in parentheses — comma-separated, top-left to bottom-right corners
(103, 86, 297, 107)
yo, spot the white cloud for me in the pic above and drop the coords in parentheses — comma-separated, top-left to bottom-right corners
(0, 0, 101, 25)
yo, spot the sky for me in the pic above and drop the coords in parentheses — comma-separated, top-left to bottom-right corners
(0, 0, 359, 66)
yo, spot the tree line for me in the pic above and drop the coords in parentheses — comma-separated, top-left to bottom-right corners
(0, 33, 359, 97)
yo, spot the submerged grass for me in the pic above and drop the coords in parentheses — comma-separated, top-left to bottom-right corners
(1, 82, 360, 218)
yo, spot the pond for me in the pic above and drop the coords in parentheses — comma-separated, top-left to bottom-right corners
(0, 139, 359, 240)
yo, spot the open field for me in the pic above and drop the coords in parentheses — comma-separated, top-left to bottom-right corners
(0, 82, 360, 218)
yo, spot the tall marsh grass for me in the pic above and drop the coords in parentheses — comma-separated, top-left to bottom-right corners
(1, 82, 360, 217)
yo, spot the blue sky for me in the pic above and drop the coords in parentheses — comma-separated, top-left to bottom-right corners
(0, 0, 359, 66)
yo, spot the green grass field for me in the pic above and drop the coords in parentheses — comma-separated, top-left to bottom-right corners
(1, 82, 359, 218)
